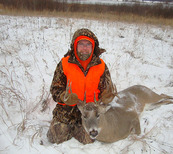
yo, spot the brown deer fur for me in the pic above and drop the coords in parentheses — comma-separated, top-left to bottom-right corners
(63, 84, 173, 143)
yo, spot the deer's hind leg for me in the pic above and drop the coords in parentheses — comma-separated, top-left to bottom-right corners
(131, 117, 141, 135)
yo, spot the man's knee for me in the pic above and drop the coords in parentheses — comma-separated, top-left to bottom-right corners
(47, 119, 73, 144)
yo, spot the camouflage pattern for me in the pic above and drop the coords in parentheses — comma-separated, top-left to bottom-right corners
(47, 28, 113, 144)
(47, 104, 94, 144)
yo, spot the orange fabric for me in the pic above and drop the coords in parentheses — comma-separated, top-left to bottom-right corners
(74, 36, 95, 70)
(61, 56, 105, 106)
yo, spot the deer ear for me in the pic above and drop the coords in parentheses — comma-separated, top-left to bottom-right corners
(105, 105, 111, 112)
(102, 93, 115, 104)
(77, 92, 87, 112)
(77, 100, 84, 112)
(98, 102, 110, 114)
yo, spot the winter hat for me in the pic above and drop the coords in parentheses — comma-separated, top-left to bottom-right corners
(74, 36, 95, 70)
(64, 28, 106, 60)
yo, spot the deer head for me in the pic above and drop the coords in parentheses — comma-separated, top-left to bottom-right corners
(76, 93, 105, 139)
(62, 80, 118, 139)
(77, 83, 119, 139)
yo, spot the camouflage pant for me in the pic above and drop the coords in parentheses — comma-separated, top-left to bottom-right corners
(47, 104, 94, 144)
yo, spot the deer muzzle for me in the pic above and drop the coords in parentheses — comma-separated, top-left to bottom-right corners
(89, 129, 98, 138)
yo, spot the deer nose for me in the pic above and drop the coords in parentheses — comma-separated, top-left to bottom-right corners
(89, 130, 98, 138)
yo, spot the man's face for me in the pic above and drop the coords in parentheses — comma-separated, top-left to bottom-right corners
(77, 40, 93, 61)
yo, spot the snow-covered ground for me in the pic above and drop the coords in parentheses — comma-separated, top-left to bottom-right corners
(0, 15, 173, 153)
(57, 0, 173, 6)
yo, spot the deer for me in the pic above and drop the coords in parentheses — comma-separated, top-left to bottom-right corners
(63, 81, 173, 143)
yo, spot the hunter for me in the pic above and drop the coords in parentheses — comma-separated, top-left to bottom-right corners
(47, 28, 114, 144)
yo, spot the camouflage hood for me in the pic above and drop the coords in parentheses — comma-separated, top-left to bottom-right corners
(64, 28, 105, 57)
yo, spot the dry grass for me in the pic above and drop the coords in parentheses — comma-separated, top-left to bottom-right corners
(0, 10, 173, 152)
(0, 6, 173, 27)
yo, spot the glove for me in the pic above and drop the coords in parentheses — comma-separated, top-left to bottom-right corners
(60, 80, 79, 105)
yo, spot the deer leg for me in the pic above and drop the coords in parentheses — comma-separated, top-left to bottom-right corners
(148, 97, 173, 111)
(131, 117, 141, 135)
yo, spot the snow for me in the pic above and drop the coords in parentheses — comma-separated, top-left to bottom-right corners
(57, 0, 173, 5)
(0, 15, 173, 153)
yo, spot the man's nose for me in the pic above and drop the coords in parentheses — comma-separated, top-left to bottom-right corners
(83, 44, 88, 49)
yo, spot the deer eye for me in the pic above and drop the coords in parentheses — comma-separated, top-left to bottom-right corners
(96, 113, 100, 118)
(83, 115, 87, 119)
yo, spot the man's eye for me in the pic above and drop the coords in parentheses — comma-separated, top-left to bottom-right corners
(86, 43, 91, 47)
(78, 43, 84, 46)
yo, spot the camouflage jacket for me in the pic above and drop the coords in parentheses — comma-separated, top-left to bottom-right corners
(50, 28, 113, 104)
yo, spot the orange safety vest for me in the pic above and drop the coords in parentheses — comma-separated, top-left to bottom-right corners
(61, 56, 105, 106)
